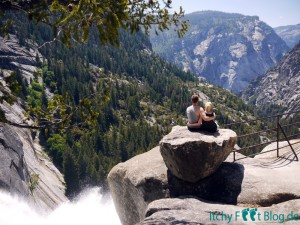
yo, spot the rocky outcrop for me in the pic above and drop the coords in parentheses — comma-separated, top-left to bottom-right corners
(108, 147, 245, 225)
(140, 141, 300, 225)
(242, 41, 300, 113)
(150, 11, 289, 93)
(0, 119, 67, 212)
(0, 35, 67, 211)
(160, 126, 236, 182)
(108, 138, 300, 225)
(0, 123, 30, 197)
(0, 35, 42, 80)
(108, 146, 169, 225)
(0, 101, 68, 212)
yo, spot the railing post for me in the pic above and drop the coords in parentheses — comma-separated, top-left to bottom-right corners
(278, 124, 299, 161)
(277, 115, 280, 157)
(224, 110, 299, 162)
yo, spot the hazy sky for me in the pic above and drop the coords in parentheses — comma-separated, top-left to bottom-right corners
(170, 0, 300, 27)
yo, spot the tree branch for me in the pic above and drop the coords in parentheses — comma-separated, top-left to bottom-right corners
(37, 29, 62, 49)
(0, 0, 70, 10)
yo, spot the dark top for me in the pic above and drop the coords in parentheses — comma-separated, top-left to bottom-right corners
(201, 112, 217, 133)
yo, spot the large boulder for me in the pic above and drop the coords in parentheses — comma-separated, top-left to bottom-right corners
(108, 146, 169, 225)
(160, 126, 237, 182)
(108, 140, 300, 225)
(108, 147, 243, 225)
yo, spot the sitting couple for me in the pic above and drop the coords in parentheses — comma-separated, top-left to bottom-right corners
(186, 95, 218, 133)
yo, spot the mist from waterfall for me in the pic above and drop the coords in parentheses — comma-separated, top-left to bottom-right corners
(0, 188, 121, 225)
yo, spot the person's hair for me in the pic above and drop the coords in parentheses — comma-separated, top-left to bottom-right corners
(191, 95, 199, 103)
(205, 102, 213, 112)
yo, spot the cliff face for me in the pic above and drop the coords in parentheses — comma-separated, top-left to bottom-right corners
(0, 123, 30, 197)
(0, 35, 67, 211)
(274, 24, 300, 48)
(242, 41, 300, 113)
(150, 11, 289, 93)
(0, 35, 42, 81)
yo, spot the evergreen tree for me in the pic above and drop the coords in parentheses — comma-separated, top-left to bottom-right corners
(63, 145, 80, 197)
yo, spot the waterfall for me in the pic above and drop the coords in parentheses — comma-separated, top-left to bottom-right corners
(0, 188, 121, 225)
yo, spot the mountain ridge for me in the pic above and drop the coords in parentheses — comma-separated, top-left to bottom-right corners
(242, 40, 300, 114)
(274, 23, 300, 48)
(150, 10, 289, 93)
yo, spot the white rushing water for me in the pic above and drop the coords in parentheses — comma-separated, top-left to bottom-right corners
(0, 188, 121, 225)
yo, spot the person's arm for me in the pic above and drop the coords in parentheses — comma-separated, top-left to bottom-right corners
(187, 116, 202, 127)
(187, 107, 202, 127)
(200, 109, 216, 121)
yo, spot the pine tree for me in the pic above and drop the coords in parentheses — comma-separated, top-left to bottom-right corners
(63, 145, 80, 197)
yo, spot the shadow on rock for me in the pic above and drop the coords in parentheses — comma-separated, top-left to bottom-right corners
(168, 162, 245, 205)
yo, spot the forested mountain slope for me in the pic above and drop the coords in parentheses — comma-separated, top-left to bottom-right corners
(0, 12, 258, 197)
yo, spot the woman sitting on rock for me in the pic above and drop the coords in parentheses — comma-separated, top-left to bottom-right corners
(186, 95, 216, 131)
(200, 102, 218, 133)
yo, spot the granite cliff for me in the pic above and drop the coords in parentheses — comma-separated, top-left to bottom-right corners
(274, 24, 300, 48)
(243, 41, 300, 113)
(150, 11, 289, 93)
(0, 35, 67, 211)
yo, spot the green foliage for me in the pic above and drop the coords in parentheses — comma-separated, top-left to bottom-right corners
(4, 71, 22, 94)
(0, 12, 262, 196)
(63, 145, 80, 197)
(31, 81, 43, 92)
(0, 108, 7, 122)
(0, 0, 189, 46)
(255, 103, 287, 118)
(28, 173, 39, 193)
(46, 134, 66, 168)
(0, 70, 26, 122)
(0, 12, 194, 195)
(0, 71, 21, 105)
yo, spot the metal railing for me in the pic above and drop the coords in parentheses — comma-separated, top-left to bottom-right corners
(224, 110, 300, 162)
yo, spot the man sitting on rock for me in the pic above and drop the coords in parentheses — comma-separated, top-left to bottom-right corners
(186, 95, 216, 131)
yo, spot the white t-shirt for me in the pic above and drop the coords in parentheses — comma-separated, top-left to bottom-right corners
(186, 105, 200, 124)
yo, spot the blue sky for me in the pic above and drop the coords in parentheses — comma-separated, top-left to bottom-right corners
(170, 0, 300, 27)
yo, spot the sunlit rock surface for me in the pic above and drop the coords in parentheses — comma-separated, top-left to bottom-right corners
(160, 126, 236, 182)
(0, 35, 67, 211)
(243, 41, 300, 113)
(109, 139, 300, 224)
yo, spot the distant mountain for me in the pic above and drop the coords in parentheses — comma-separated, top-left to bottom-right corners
(242, 41, 300, 113)
(150, 11, 289, 93)
(274, 24, 300, 48)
